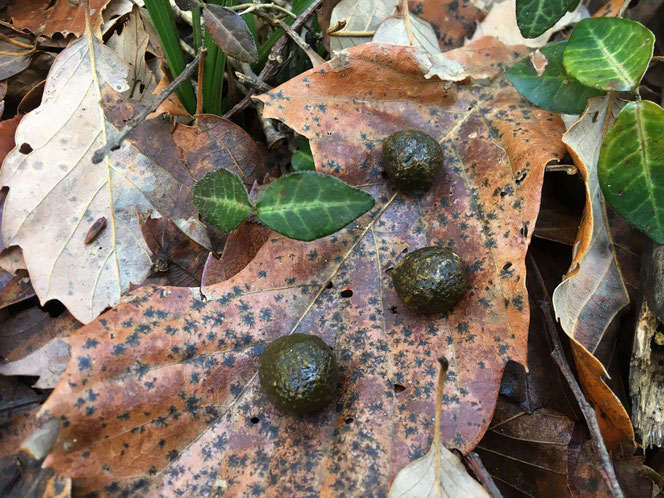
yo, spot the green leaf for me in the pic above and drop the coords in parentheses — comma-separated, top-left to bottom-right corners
(291, 150, 316, 171)
(203, 4, 258, 64)
(193, 169, 253, 232)
(507, 41, 605, 114)
(598, 100, 664, 243)
(256, 172, 375, 241)
(563, 18, 654, 92)
(516, 0, 575, 39)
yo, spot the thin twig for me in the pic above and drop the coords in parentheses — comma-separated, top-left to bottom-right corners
(527, 254, 624, 498)
(274, 18, 325, 66)
(464, 452, 504, 498)
(223, 0, 324, 119)
(434, 357, 448, 498)
(91, 50, 201, 164)
(545, 163, 578, 175)
(233, 2, 296, 18)
(328, 30, 375, 37)
(196, 48, 207, 116)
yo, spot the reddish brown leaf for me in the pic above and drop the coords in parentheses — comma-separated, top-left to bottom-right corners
(172, 114, 266, 186)
(41, 40, 565, 495)
(139, 215, 209, 288)
(407, 0, 485, 49)
(201, 222, 272, 286)
(8, 0, 111, 37)
(0, 268, 35, 309)
(0, 307, 79, 364)
(0, 114, 23, 166)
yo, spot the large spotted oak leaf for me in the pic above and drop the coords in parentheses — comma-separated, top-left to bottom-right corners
(41, 40, 566, 495)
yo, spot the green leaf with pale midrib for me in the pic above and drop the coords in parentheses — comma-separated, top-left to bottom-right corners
(563, 17, 654, 92)
(516, 0, 576, 39)
(598, 100, 664, 243)
(203, 4, 258, 64)
(507, 41, 605, 114)
(256, 172, 375, 241)
(193, 168, 253, 232)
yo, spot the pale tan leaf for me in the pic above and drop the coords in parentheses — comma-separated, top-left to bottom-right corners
(0, 36, 208, 323)
(372, 15, 441, 55)
(106, 5, 157, 101)
(469, 0, 588, 48)
(329, 0, 399, 51)
(389, 445, 489, 497)
(0, 339, 70, 389)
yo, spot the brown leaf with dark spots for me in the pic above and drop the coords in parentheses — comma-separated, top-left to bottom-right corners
(407, 0, 485, 49)
(40, 40, 566, 495)
(139, 215, 209, 288)
(203, 5, 258, 63)
(172, 114, 266, 186)
(202, 221, 272, 285)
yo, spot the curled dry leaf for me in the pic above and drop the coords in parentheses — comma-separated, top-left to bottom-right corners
(552, 96, 634, 450)
(0, 269, 35, 309)
(138, 215, 209, 288)
(40, 40, 566, 495)
(8, 0, 111, 38)
(329, 0, 399, 51)
(372, 15, 441, 55)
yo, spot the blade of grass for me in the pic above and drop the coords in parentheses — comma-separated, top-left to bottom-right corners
(143, 0, 196, 113)
(192, 7, 202, 53)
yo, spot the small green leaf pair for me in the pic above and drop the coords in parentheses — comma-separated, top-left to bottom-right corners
(193, 170, 375, 241)
(508, 18, 654, 115)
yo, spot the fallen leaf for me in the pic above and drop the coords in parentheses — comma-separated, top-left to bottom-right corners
(16, 79, 45, 114)
(139, 215, 209, 288)
(329, 0, 399, 51)
(0, 339, 71, 389)
(0, 36, 225, 323)
(0, 23, 35, 80)
(406, 0, 485, 49)
(203, 5, 258, 64)
(201, 221, 271, 285)
(0, 307, 79, 364)
(0, 114, 23, 164)
(40, 40, 566, 494)
(551, 96, 634, 450)
(105, 5, 158, 101)
(8, 0, 112, 37)
(389, 444, 489, 497)
(0, 268, 35, 309)
(373, 15, 441, 55)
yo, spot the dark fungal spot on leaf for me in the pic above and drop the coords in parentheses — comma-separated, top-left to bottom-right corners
(250, 417, 260, 424)
(393, 384, 406, 393)
(19, 143, 32, 154)
(345, 417, 354, 424)
(340, 289, 353, 298)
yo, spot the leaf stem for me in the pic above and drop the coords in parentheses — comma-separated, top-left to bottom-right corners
(434, 357, 448, 498)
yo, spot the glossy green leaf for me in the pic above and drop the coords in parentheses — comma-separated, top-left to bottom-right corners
(193, 169, 253, 232)
(598, 100, 664, 243)
(507, 41, 605, 114)
(516, 0, 575, 39)
(291, 151, 315, 171)
(563, 18, 654, 92)
(256, 172, 375, 241)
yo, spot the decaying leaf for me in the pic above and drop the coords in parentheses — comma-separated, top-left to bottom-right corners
(0, 36, 225, 323)
(0, 23, 35, 80)
(0, 269, 35, 309)
(372, 15, 441, 55)
(40, 40, 566, 495)
(329, 0, 399, 51)
(8, 0, 112, 37)
(203, 5, 258, 64)
(552, 96, 634, 450)
(389, 444, 489, 497)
